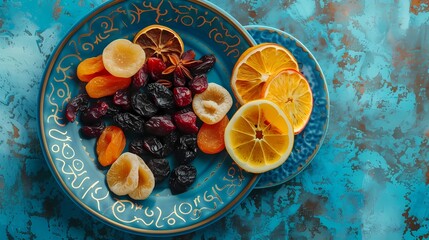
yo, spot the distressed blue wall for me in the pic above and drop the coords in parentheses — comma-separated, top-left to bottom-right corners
(0, 0, 428, 239)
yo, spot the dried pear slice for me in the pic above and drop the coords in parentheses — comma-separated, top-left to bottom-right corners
(192, 83, 233, 124)
(106, 152, 140, 196)
(128, 156, 155, 200)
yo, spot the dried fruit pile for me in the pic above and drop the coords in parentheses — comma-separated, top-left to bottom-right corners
(66, 25, 233, 198)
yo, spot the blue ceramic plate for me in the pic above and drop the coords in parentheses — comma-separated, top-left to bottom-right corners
(37, 1, 259, 236)
(245, 25, 330, 189)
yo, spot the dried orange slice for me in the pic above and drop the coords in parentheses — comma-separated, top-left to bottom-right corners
(261, 69, 313, 134)
(133, 24, 184, 62)
(224, 99, 294, 173)
(230, 43, 299, 105)
(102, 39, 146, 78)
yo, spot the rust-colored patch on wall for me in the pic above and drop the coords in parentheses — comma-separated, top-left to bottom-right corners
(410, 0, 429, 15)
(402, 207, 421, 232)
(53, 0, 63, 20)
(425, 167, 429, 185)
(12, 124, 20, 138)
(393, 45, 414, 68)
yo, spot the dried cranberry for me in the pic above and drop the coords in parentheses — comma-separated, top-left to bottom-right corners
(188, 74, 208, 94)
(173, 87, 192, 107)
(173, 111, 198, 134)
(144, 115, 176, 136)
(132, 64, 149, 90)
(113, 89, 131, 110)
(80, 121, 105, 138)
(131, 91, 158, 118)
(190, 54, 216, 76)
(147, 57, 166, 81)
(173, 69, 186, 87)
(65, 93, 89, 122)
(80, 101, 108, 124)
(175, 134, 198, 165)
(169, 165, 196, 194)
(147, 83, 175, 109)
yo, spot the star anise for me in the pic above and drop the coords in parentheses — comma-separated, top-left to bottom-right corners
(162, 50, 201, 79)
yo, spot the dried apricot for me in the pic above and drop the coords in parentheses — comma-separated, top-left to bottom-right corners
(85, 74, 131, 98)
(77, 55, 107, 82)
(96, 126, 126, 167)
(197, 116, 229, 154)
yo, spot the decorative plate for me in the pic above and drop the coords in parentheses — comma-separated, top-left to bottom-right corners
(37, 1, 259, 236)
(245, 25, 330, 189)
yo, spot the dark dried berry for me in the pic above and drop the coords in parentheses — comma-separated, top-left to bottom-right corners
(143, 136, 164, 157)
(188, 74, 208, 94)
(147, 158, 170, 183)
(129, 138, 147, 158)
(113, 89, 131, 110)
(147, 83, 175, 109)
(147, 57, 166, 81)
(113, 112, 145, 134)
(80, 101, 108, 124)
(175, 134, 198, 165)
(162, 131, 179, 156)
(132, 91, 158, 118)
(173, 87, 192, 107)
(173, 69, 186, 87)
(190, 54, 216, 76)
(105, 103, 122, 117)
(169, 165, 197, 195)
(66, 93, 90, 122)
(80, 121, 105, 138)
(174, 111, 198, 134)
(144, 115, 176, 136)
(132, 64, 149, 90)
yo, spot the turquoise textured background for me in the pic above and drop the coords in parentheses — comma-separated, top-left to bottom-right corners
(1, 0, 428, 239)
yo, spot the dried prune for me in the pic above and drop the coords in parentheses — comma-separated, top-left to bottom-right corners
(173, 111, 198, 134)
(147, 158, 170, 183)
(129, 138, 147, 158)
(188, 74, 208, 94)
(132, 91, 158, 118)
(162, 131, 178, 156)
(132, 64, 148, 90)
(113, 112, 145, 134)
(190, 54, 216, 76)
(105, 103, 122, 117)
(175, 134, 198, 165)
(80, 121, 105, 138)
(80, 101, 108, 124)
(113, 89, 131, 110)
(169, 165, 196, 195)
(66, 93, 90, 122)
(147, 83, 175, 109)
(173, 87, 192, 107)
(143, 136, 164, 157)
(145, 115, 176, 136)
